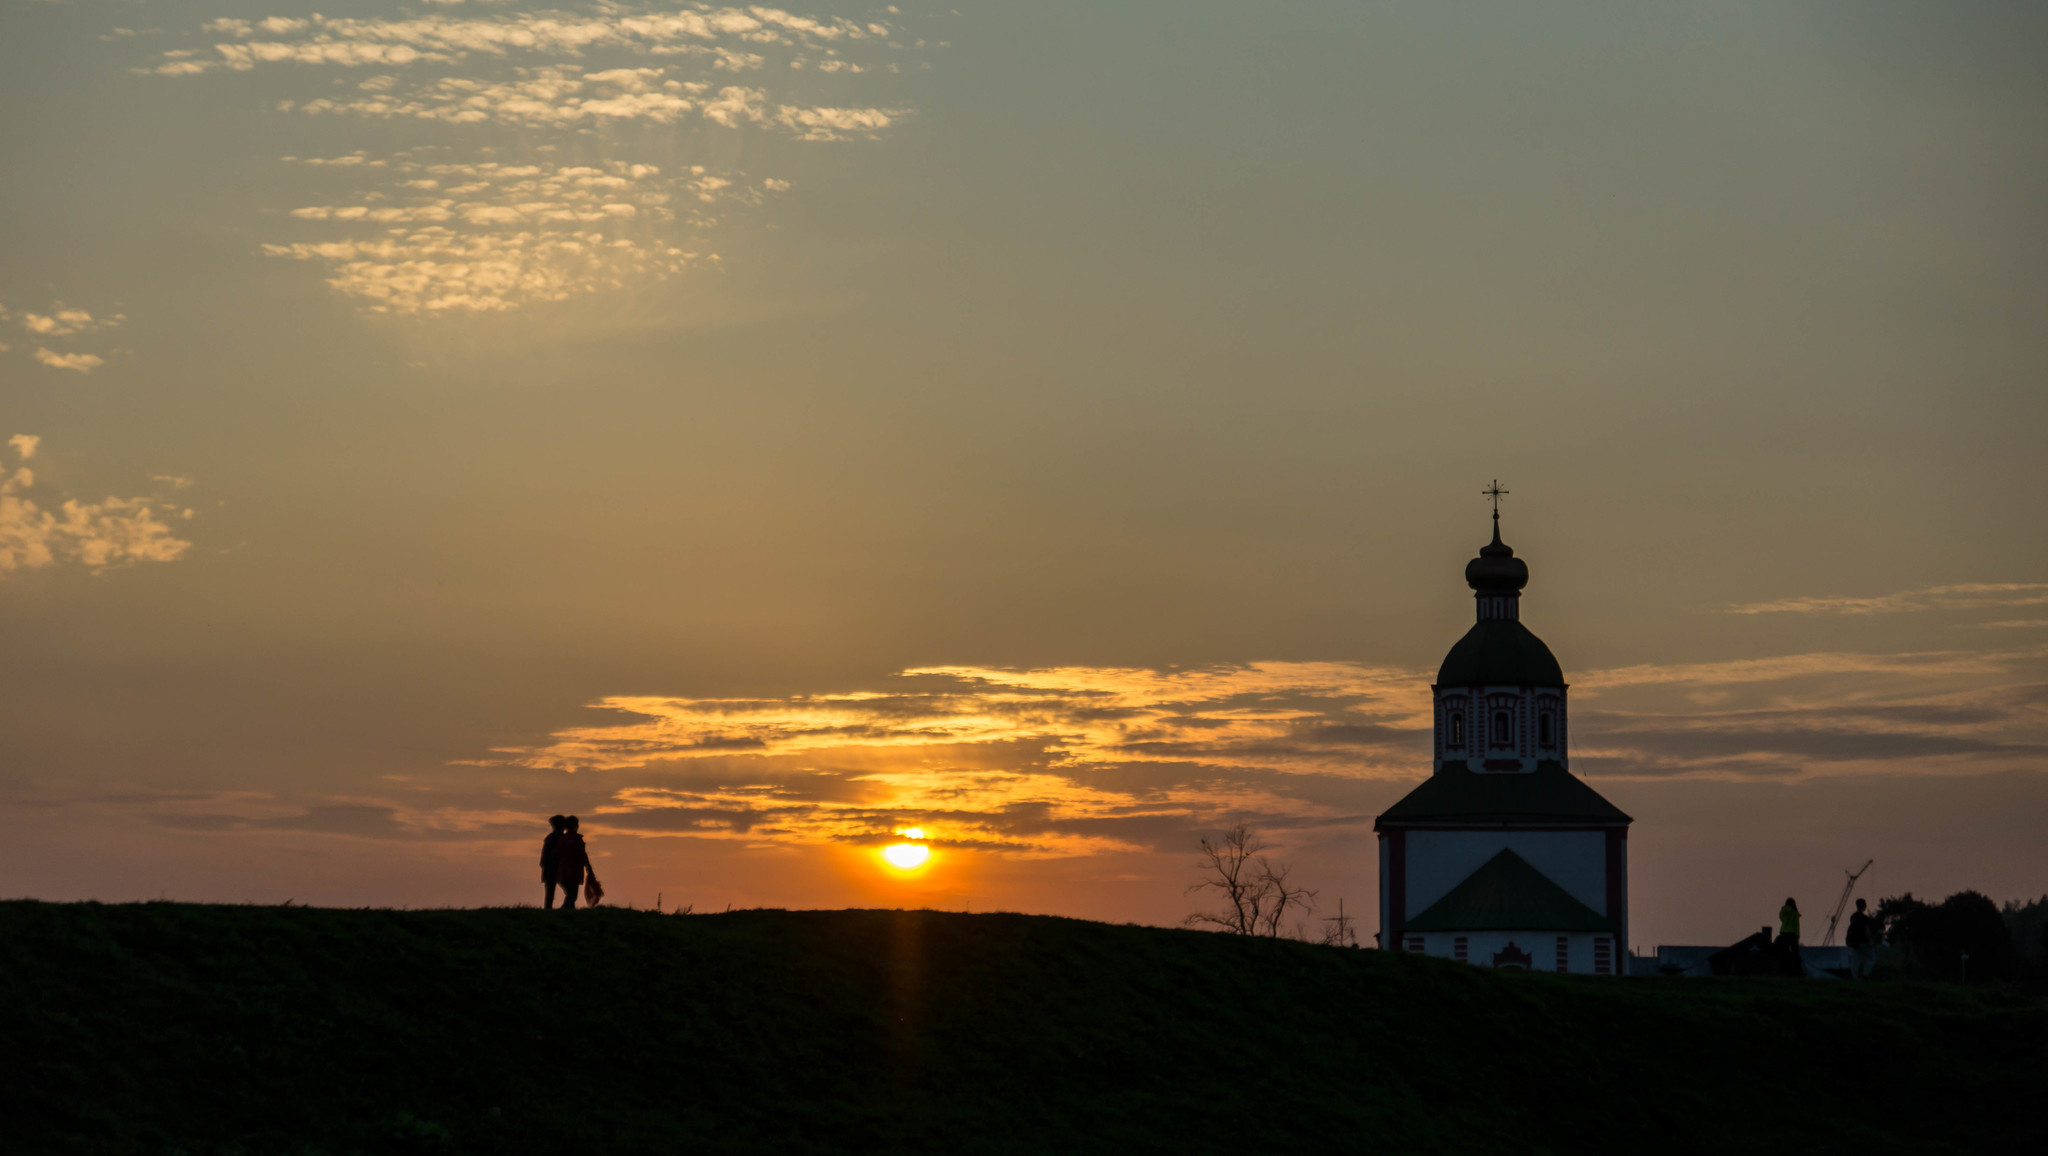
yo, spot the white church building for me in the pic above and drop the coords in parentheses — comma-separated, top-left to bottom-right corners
(1376, 511, 1631, 974)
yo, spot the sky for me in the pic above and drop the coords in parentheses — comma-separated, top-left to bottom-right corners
(2, 0, 2045, 950)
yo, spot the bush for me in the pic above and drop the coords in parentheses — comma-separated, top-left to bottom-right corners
(2004, 895, 2048, 965)
(1880, 890, 2021, 983)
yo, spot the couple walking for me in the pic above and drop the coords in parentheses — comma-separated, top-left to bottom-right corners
(541, 814, 602, 909)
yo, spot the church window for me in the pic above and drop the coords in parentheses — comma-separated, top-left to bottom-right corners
(1492, 710, 1512, 746)
(1594, 937, 1613, 975)
(1555, 936, 1569, 973)
(1453, 936, 1468, 963)
(1538, 712, 1554, 747)
(1405, 936, 1425, 953)
(1447, 712, 1464, 748)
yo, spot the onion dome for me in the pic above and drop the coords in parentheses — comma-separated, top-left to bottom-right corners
(1435, 514, 1564, 687)
(1464, 514, 1528, 595)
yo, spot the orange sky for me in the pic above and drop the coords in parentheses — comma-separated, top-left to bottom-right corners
(2, 1, 2045, 949)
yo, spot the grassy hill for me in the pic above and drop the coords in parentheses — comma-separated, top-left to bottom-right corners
(4, 901, 2043, 1155)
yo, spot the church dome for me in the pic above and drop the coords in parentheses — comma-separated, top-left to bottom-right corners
(1464, 520, 1528, 593)
(1436, 619, 1564, 687)
(1437, 512, 1563, 687)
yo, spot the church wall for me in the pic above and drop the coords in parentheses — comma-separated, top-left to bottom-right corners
(1377, 836, 1391, 948)
(1434, 683, 1568, 774)
(1403, 930, 1619, 975)
(1404, 829, 1609, 917)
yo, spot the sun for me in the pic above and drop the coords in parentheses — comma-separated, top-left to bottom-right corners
(881, 843, 930, 869)
(880, 827, 931, 870)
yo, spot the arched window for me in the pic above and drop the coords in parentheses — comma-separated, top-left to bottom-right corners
(1492, 710, 1512, 746)
(1448, 712, 1464, 748)
(1538, 713, 1554, 747)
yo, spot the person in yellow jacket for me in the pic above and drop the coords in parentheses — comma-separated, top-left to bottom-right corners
(1778, 897, 1801, 961)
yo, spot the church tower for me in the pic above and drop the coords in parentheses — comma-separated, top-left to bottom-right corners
(1375, 500, 1632, 973)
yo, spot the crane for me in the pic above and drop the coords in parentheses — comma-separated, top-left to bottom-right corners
(1820, 859, 1875, 947)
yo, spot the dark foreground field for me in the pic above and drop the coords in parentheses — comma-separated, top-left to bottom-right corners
(4, 902, 2043, 1155)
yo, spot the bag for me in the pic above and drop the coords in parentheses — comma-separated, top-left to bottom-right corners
(584, 875, 604, 907)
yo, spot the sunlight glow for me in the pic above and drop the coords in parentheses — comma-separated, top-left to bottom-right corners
(881, 842, 931, 870)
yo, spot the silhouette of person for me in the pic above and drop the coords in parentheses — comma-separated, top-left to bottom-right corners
(540, 814, 567, 909)
(1846, 897, 1877, 979)
(553, 815, 597, 911)
(1777, 897, 1801, 962)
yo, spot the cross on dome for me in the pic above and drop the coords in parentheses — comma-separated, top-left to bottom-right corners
(1483, 479, 1509, 528)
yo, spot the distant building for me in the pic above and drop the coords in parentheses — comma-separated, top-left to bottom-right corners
(1650, 938, 1857, 979)
(1375, 513, 1631, 974)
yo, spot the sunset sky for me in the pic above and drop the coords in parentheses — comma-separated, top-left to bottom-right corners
(3, 1, 2044, 949)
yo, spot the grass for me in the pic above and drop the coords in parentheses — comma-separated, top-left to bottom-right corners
(4, 900, 2043, 1154)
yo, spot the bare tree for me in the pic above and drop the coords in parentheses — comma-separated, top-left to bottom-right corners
(1184, 823, 1318, 937)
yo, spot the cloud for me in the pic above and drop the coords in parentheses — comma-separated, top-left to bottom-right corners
(21, 306, 122, 337)
(1725, 582, 2048, 616)
(492, 662, 1432, 777)
(133, 4, 917, 313)
(261, 157, 785, 313)
(1573, 648, 2021, 692)
(144, 6, 898, 77)
(282, 66, 900, 136)
(10, 302, 124, 372)
(264, 228, 709, 313)
(460, 662, 1429, 855)
(67, 644, 2048, 860)
(451, 638, 2048, 856)
(0, 438, 195, 577)
(1567, 644, 2048, 779)
(771, 102, 895, 140)
(136, 6, 912, 135)
(34, 349, 107, 373)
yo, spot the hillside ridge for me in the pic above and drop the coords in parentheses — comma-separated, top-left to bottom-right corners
(5, 901, 2042, 1154)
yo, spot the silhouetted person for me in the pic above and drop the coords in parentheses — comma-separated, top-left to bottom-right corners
(1846, 897, 1876, 979)
(554, 815, 597, 911)
(1777, 897, 1801, 963)
(540, 814, 567, 909)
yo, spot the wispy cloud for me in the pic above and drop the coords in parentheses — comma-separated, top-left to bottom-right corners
(152, 7, 892, 77)
(72, 641, 2048, 857)
(261, 157, 786, 313)
(487, 662, 1432, 777)
(1572, 644, 2048, 779)
(33, 349, 106, 374)
(460, 662, 1427, 854)
(281, 66, 899, 138)
(1724, 582, 2048, 616)
(7, 301, 124, 373)
(140, 4, 908, 138)
(0, 437, 195, 576)
(453, 643, 2048, 854)
(20, 305, 123, 337)
(136, 3, 919, 312)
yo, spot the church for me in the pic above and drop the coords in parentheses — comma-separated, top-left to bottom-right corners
(1376, 506, 1632, 974)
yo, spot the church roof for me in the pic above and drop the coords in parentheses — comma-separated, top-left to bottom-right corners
(1375, 760, 1631, 827)
(1402, 848, 1615, 933)
(1435, 618, 1564, 687)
